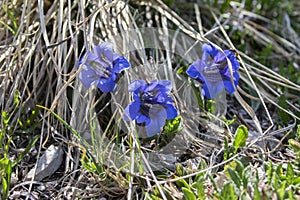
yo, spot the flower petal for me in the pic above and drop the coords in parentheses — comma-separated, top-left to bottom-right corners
(79, 48, 102, 68)
(202, 43, 219, 57)
(156, 93, 171, 104)
(86, 48, 102, 64)
(124, 105, 131, 121)
(124, 101, 141, 121)
(202, 81, 224, 99)
(223, 79, 238, 94)
(128, 80, 147, 92)
(233, 71, 240, 81)
(186, 43, 240, 99)
(94, 42, 114, 61)
(97, 74, 117, 93)
(146, 106, 167, 137)
(165, 104, 178, 120)
(214, 52, 226, 64)
(136, 114, 149, 124)
(79, 65, 100, 88)
(144, 80, 158, 92)
(186, 63, 200, 79)
(225, 50, 240, 70)
(221, 67, 240, 82)
(113, 56, 130, 73)
(113, 52, 120, 60)
(146, 80, 172, 94)
(145, 121, 163, 137)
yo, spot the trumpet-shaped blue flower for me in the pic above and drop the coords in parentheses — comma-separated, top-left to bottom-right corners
(78, 42, 130, 93)
(124, 80, 178, 137)
(186, 43, 240, 99)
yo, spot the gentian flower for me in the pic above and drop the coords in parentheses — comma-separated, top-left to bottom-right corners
(124, 80, 178, 137)
(78, 42, 130, 93)
(186, 43, 240, 99)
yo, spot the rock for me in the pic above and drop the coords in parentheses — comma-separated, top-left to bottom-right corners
(26, 145, 63, 181)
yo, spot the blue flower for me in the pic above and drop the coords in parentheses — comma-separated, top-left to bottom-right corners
(124, 80, 178, 137)
(78, 42, 130, 93)
(186, 43, 240, 99)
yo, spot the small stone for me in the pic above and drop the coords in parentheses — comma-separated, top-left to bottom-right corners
(26, 145, 64, 181)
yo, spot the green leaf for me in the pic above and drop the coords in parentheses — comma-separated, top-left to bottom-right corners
(224, 136, 229, 160)
(288, 139, 300, 152)
(6, 6, 18, 32)
(293, 176, 300, 184)
(193, 181, 206, 200)
(209, 174, 219, 191)
(176, 62, 189, 75)
(81, 153, 99, 174)
(176, 65, 187, 74)
(0, 157, 12, 199)
(163, 116, 181, 136)
(253, 182, 261, 200)
(2, 111, 9, 127)
(176, 179, 190, 190)
(206, 100, 216, 114)
(235, 159, 245, 177)
(222, 116, 236, 126)
(194, 161, 206, 182)
(182, 187, 196, 200)
(147, 194, 163, 200)
(158, 116, 182, 148)
(175, 163, 184, 177)
(220, 182, 238, 200)
(233, 125, 248, 154)
(273, 171, 280, 188)
(266, 162, 273, 185)
(4, 137, 12, 157)
(1, 177, 8, 200)
(0, 20, 16, 34)
(276, 164, 283, 179)
(197, 158, 208, 170)
(296, 124, 300, 142)
(287, 189, 296, 200)
(242, 166, 250, 189)
(276, 181, 286, 200)
(13, 90, 20, 107)
(0, 133, 2, 149)
(227, 168, 241, 188)
(286, 162, 294, 185)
